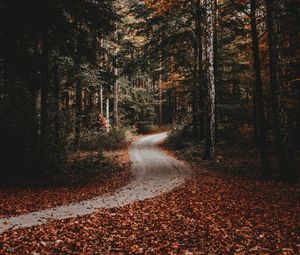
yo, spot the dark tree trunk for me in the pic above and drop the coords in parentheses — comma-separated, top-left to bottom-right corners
(194, 0, 205, 140)
(250, 0, 271, 178)
(252, 86, 259, 146)
(193, 0, 201, 139)
(74, 80, 82, 149)
(213, 0, 219, 139)
(87, 90, 94, 127)
(30, 86, 39, 153)
(40, 29, 49, 157)
(266, 0, 296, 181)
(53, 63, 60, 146)
(159, 77, 163, 126)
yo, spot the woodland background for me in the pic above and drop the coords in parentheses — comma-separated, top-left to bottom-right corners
(0, 0, 299, 183)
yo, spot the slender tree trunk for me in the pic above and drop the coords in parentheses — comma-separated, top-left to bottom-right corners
(192, 0, 201, 140)
(74, 79, 82, 149)
(159, 74, 163, 126)
(195, 0, 206, 139)
(30, 86, 39, 153)
(192, 92, 199, 138)
(250, 0, 271, 178)
(40, 29, 49, 157)
(106, 98, 110, 128)
(252, 90, 259, 145)
(213, 0, 219, 138)
(266, 0, 296, 181)
(86, 90, 93, 128)
(28, 43, 40, 154)
(113, 64, 119, 126)
(53, 63, 60, 146)
(113, 1, 119, 126)
(205, 0, 216, 160)
(100, 85, 103, 115)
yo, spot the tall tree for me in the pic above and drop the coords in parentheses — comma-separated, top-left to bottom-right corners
(205, 0, 216, 160)
(266, 0, 296, 181)
(250, 0, 271, 177)
(193, 0, 205, 139)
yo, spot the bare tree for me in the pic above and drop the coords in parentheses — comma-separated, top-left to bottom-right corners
(205, 0, 216, 160)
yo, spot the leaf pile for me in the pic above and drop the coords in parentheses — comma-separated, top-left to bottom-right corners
(1, 166, 299, 254)
(0, 148, 132, 219)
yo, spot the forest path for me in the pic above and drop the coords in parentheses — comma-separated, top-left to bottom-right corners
(0, 132, 189, 234)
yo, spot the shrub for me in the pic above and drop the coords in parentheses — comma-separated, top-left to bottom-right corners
(77, 126, 129, 151)
(166, 126, 195, 149)
(137, 121, 154, 133)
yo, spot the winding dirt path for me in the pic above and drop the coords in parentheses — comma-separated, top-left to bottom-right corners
(0, 132, 189, 234)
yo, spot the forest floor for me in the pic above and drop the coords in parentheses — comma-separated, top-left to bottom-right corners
(0, 133, 188, 234)
(0, 148, 132, 219)
(0, 133, 299, 254)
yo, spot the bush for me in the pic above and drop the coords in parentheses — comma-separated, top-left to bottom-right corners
(77, 126, 129, 151)
(166, 126, 195, 149)
(103, 126, 127, 149)
(77, 130, 103, 151)
(137, 121, 154, 133)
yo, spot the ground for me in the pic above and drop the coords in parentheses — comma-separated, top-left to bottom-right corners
(0, 149, 132, 218)
(0, 133, 299, 254)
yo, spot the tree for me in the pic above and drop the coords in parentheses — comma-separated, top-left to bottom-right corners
(0, 0, 117, 175)
(265, 0, 296, 181)
(250, 0, 271, 177)
(205, 0, 216, 160)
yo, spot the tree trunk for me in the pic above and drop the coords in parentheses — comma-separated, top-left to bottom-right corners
(40, 29, 49, 157)
(193, 0, 201, 139)
(159, 75, 163, 126)
(106, 98, 110, 126)
(252, 90, 259, 146)
(113, 65, 119, 126)
(213, 0, 219, 139)
(113, 3, 119, 127)
(250, 0, 271, 178)
(205, 0, 216, 160)
(100, 85, 103, 115)
(266, 0, 296, 181)
(195, 0, 206, 140)
(53, 63, 60, 146)
(74, 79, 82, 149)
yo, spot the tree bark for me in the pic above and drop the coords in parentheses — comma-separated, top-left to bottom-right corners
(113, 50, 119, 126)
(53, 63, 60, 146)
(100, 85, 103, 115)
(106, 98, 110, 127)
(113, 2, 119, 126)
(250, 0, 271, 178)
(213, 0, 219, 138)
(74, 79, 82, 149)
(194, 0, 206, 140)
(113, 66, 119, 126)
(159, 74, 163, 126)
(266, 0, 296, 181)
(40, 29, 49, 157)
(193, 0, 201, 139)
(205, 0, 216, 160)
